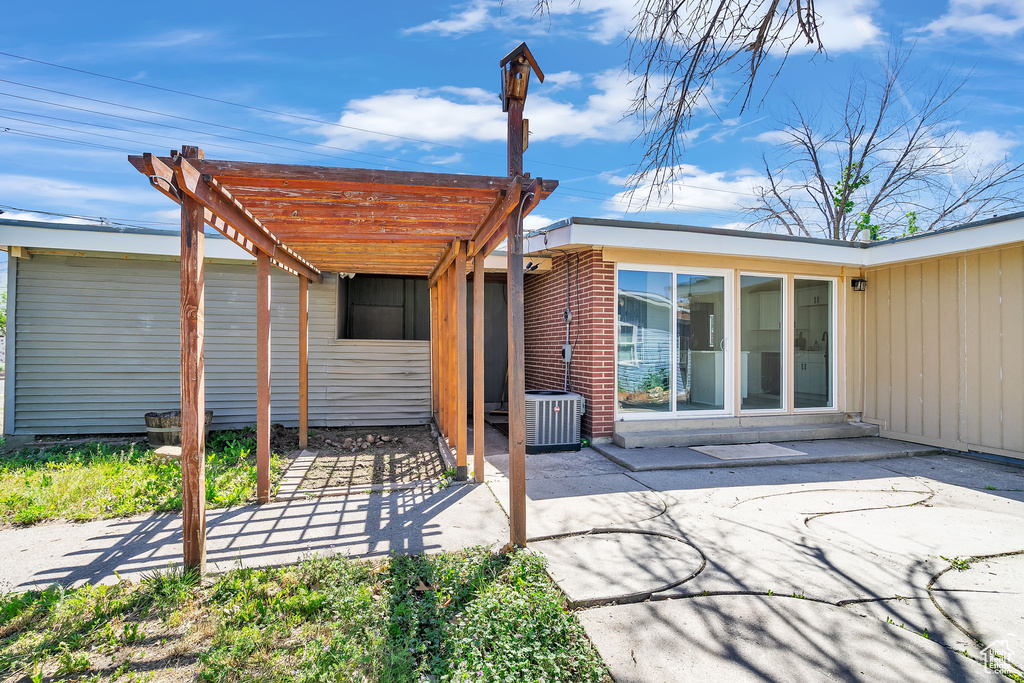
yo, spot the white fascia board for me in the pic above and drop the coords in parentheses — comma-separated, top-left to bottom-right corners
(527, 223, 865, 266)
(862, 216, 1024, 266)
(0, 225, 253, 260)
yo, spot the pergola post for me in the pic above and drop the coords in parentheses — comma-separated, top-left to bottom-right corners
(298, 276, 309, 450)
(179, 145, 207, 573)
(473, 253, 486, 481)
(256, 251, 272, 504)
(455, 242, 469, 481)
(430, 283, 440, 422)
(505, 60, 529, 547)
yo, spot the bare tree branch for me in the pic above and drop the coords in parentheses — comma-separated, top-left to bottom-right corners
(748, 43, 1024, 241)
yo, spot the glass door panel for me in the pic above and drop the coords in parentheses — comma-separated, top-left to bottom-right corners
(617, 270, 673, 413)
(676, 274, 726, 411)
(741, 275, 784, 410)
(794, 279, 833, 408)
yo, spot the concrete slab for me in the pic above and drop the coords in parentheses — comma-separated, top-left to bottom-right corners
(486, 471, 665, 539)
(530, 530, 704, 607)
(580, 595, 993, 682)
(0, 482, 508, 592)
(485, 446, 629, 480)
(931, 553, 1024, 668)
(692, 443, 808, 460)
(595, 437, 940, 472)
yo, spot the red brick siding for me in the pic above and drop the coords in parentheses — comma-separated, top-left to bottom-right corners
(524, 250, 615, 438)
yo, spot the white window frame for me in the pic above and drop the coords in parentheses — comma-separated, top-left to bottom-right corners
(615, 263, 734, 421)
(792, 275, 839, 413)
(737, 271, 789, 415)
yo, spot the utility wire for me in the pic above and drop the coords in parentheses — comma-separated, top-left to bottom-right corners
(0, 52, 763, 198)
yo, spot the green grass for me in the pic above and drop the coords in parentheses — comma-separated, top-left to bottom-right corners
(0, 548, 608, 683)
(0, 429, 287, 526)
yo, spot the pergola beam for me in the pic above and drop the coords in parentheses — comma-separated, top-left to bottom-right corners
(468, 177, 522, 258)
(428, 239, 461, 288)
(130, 154, 322, 283)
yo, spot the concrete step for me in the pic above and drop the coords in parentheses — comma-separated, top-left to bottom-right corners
(613, 421, 879, 449)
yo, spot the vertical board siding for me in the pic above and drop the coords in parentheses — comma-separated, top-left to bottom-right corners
(13, 255, 430, 434)
(863, 244, 1024, 457)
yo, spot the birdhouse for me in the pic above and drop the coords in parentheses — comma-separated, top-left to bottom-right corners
(500, 42, 544, 112)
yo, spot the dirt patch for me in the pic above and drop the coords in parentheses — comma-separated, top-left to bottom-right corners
(301, 425, 446, 488)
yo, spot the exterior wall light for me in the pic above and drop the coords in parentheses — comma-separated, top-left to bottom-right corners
(851, 278, 867, 291)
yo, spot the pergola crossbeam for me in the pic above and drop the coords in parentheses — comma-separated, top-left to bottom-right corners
(468, 177, 522, 258)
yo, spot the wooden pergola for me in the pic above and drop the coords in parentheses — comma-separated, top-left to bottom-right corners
(128, 44, 553, 572)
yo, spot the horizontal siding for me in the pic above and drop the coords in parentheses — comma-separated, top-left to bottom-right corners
(13, 254, 430, 434)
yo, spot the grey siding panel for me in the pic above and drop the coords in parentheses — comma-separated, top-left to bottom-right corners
(13, 254, 431, 434)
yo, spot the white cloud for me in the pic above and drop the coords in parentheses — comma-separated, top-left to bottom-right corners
(0, 174, 155, 207)
(956, 129, 1019, 167)
(404, 1, 495, 36)
(545, 71, 583, 92)
(313, 69, 636, 149)
(920, 0, 1024, 38)
(523, 213, 557, 232)
(804, 0, 882, 52)
(405, 0, 638, 43)
(604, 164, 763, 214)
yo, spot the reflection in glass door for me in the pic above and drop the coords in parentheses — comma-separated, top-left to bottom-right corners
(676, 274, 726, 411)
(741, 275, 784, 410)
(617, 270, 673, 413)
(794, 279, 833, 408)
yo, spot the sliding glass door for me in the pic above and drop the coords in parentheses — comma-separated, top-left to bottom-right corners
(676, 274, 727, 411)
(617, 270, 673, 413)
(794, 278, 834, 408)
(740, 275, 784, 411)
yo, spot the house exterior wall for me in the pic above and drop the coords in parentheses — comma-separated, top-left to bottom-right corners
(863, 243, 1024, 459)
(524, 250, 616, 439)
(8, 252, 431, 435)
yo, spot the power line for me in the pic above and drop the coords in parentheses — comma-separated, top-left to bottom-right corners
(0, 203, 177, 229)
(0, 52, 765, 198)
(0, 78, 455, 170)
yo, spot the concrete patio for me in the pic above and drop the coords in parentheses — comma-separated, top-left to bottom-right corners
(2, 429, 1022, 680)
(484, 439, 1024, 681)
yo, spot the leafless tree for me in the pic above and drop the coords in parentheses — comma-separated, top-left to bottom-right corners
(530, 1, 824, 194)
(749, 47, 1024, 241)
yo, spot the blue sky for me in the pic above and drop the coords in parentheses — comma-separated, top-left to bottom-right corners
(1, 0, 1023, 234)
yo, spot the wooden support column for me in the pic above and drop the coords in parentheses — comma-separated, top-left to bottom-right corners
(473, 253, 486, 482)
(179, 147, 206, 573)
(507, 97, 527, 547)
(439, 269, 449, 436)
(298, 276, 309, 450)
(256, 251, 272, 504)
(430, 283, 440, 421)
(455, 242, 469, 481)
(501, 44, 540, 547)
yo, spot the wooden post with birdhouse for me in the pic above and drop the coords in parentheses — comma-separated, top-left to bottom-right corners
(501, 42, 544, 547)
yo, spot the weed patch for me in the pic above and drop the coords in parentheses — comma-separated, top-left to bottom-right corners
(0, 548, 608, 682)
(0, 430, 286, 526)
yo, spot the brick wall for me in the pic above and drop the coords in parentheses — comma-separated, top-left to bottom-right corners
(524, 249, 616, 438)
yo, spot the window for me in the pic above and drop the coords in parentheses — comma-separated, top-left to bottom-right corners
(337, 274, 429, 340)
(794, 278, 834, 408)
(618, 323, 638, 364)
(617, 270, 673, 413)
(740, 275, 784, 410)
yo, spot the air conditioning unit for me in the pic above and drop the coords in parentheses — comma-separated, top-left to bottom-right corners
(525, 390, 583, 454)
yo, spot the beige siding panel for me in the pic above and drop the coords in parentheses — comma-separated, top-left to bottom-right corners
(1001, 246, 1024, 452)
(963, 253, 982, 445)
(844, 283, 863, 413)
(864, 242, 1024, 458)
(937, 257, 960, 443)
(919, 260, 940, 438)
(13, 254, 430, 434)
(872, 268, 892, 423)
(976, 250, 1002, 448)
(904, 263, 924, 436)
